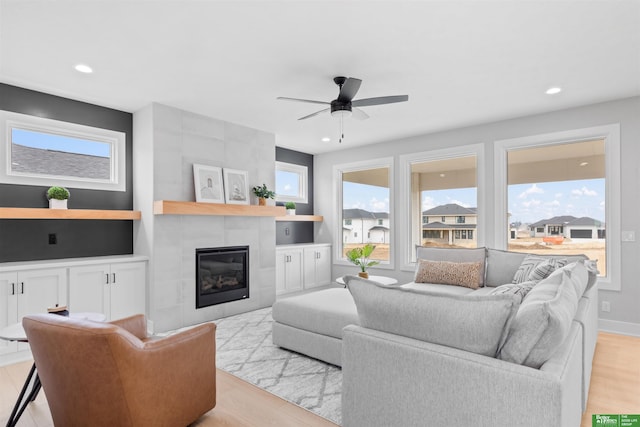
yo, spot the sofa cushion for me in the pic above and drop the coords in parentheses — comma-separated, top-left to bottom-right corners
(490, 280, 537, 304)
(512, 255, 567, 284)
(272, 288, 359, 339)
(498, 261, 588, 368)
(346, 275, 520, 357)
(401, 281, 475, 296)
(415, 246, 486, 287)
(485, 249, 528, 287)
(414, 259, 483, 289)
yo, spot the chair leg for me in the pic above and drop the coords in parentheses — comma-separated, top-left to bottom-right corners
(6, 363, 40, 427)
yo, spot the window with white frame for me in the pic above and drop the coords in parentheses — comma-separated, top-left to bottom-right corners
(275, 161, 308, 203)
(0, 110, 126, 191)
(495, 125, 621, 291)
(335, 158, 393, 266)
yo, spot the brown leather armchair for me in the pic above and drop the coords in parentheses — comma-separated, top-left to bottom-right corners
(22, 313, 216, 427)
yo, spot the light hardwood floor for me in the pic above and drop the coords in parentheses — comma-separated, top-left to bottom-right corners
(1, 332, 638, 427)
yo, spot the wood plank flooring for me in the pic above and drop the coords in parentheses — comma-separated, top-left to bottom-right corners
(1, 332, 638, 427)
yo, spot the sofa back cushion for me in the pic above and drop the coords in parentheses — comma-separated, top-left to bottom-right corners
(415, 247, 486, 287)
(346, 274, 520, 357)
(498, 261, 588, 368)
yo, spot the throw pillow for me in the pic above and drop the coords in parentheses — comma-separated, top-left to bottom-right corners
(414, 259, 483, 289)
(512, 255, 567, 284)
(499, 261, 589, 368)
(490, 280, 537, 304)
(346, 275, 520, 357)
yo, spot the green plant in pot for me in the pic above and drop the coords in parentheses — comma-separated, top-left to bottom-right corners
(252, 184, 275, 206)
(46, 186, 70, 210)
(345, 243, 379, 279)
(284, 201, 296, 215)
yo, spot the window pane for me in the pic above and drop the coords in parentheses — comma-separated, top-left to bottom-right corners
(507, 139, 606, 276)
(275, 170, 300, 197)
(342, 167, 390, 262)
(410, 156, 477, 261)
(11, 128, 111, 180)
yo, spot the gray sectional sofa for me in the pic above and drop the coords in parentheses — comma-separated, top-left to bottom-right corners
(272, 247, 599, 427)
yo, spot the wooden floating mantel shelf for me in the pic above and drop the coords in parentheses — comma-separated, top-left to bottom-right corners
(0, 207, 141, 220)
(154, 200, 286, 217)
(275, 215, 324, 222)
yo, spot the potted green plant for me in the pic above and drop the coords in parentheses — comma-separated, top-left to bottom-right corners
(46, 186, 70, 209)
(345, 243, 379, 279)
(252, 184, 276, 206)
(284, 201, 296, 215)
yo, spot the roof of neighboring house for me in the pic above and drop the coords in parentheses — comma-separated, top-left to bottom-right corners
(529, 215, 604, 228)
(422, 203, 477, 216)
(11, 144, 110, 180)
(343, 208, 389, 219)
(422, 222, 477, 230)
(369, 225, 390, 231)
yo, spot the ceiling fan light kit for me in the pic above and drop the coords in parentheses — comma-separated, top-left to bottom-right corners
(277, 76, 408, 142)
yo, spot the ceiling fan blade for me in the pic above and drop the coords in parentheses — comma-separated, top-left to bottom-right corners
(277, 97, 330, 105)
(337, 78, 362, 103)
(351, 95, 409, 107)
(352, 107, 369, 120)
(298, 108, 330, 120)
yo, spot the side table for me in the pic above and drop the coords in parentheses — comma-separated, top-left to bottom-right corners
(0, 312, 106, 427)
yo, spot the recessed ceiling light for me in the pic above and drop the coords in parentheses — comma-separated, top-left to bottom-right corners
(545, 87, 562, 95)
(439, 173, 446, 178)
(321, 137, 331, 142)
(580, 161, 589, 167)
(74, 64, 93, 74)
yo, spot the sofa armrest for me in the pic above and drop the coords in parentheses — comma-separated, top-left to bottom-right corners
(342, 323, 583, 427)
(109, 314, 147, 340)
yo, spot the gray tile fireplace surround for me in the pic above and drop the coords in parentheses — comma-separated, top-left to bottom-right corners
(134, 103, 277, 333)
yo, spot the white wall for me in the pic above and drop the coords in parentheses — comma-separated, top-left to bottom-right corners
(134, 103, 276, 332)
(314, 96, 640, 333)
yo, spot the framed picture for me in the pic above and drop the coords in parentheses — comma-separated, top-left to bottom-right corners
(193, 164, 224, 203)
(223, 168, 249, 205)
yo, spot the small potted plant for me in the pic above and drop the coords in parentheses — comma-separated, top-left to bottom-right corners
(252, 184, 276, 206)
(47, 186, 70, 209)
(345, 243, 379, 279)
(284, 202, 296, 215)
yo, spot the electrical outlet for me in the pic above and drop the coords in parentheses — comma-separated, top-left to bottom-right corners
(601, 301, 610, 312)
(48, 233, 57, 245)
(621, 231, 636, 242)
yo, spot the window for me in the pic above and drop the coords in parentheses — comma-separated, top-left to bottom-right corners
(495, 124, 620, 291)
(441, 216, 446, 222)
(456, 216, 466, 224)
(0, 110, 126, 191)
(423, 216, 429, 224)
(344, 219, 352, 226)
(335, 158, 393, 266)
(275, 161, 308, 203)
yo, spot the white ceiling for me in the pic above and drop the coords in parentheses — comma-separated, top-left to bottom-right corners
(1, 1, 639, 155)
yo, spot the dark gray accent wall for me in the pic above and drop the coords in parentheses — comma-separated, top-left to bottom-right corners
(275, 147, 314, 245)
(0, 83, 133, 262)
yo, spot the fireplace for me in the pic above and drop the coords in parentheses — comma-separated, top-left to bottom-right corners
(196, 246, 249, 309)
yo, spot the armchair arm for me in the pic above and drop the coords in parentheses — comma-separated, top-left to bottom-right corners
(113, 322, 217, 426)
(109, 314, 147, 340)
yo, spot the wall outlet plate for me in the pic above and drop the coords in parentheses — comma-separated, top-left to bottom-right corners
(621, 231, 636, 242)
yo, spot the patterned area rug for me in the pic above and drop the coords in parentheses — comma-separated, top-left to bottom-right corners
(214, 307, 342, 425)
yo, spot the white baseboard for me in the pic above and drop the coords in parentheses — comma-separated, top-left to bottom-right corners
(599, 318, 640, 337)
(0, 350, 33, 367)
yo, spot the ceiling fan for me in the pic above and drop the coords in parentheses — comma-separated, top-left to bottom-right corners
(277, 76, 408, 142)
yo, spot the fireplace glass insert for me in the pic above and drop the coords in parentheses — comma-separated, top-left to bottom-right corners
(196, 246, 249, 308)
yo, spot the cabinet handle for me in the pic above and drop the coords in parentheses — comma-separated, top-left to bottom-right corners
(106, 273, 110, 284)
(112, 273, 116, 284)
(316, 252, 320, 259)
(20, 282, 24, 294)
(11, 282, 15, 295)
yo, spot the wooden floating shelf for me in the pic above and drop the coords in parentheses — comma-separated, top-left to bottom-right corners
(154, 200, 286, 217)
(0, 207, 141, 220)
(275, 215, 324, 222)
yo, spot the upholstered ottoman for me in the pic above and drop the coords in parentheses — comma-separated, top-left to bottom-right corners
(272, 288, 358, 367)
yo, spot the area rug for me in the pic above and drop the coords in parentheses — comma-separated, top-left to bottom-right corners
(214, 307, 342, 425)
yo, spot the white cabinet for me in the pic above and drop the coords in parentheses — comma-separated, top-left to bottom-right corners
(303, 245, 331, 289)
(275, 248, 304, 295)
(1, 268, 67, 355)
(69, 261, 146, 321)
(276, 244, 332, 295)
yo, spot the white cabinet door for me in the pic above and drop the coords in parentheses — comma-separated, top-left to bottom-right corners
(68, 265, 109, 315)
(0, 272, 18, 355)
(303, 245, 332, 289)
(275, 248, 303, 295)
(16, 268, 67, 320)
(109, 262, 146, 321)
